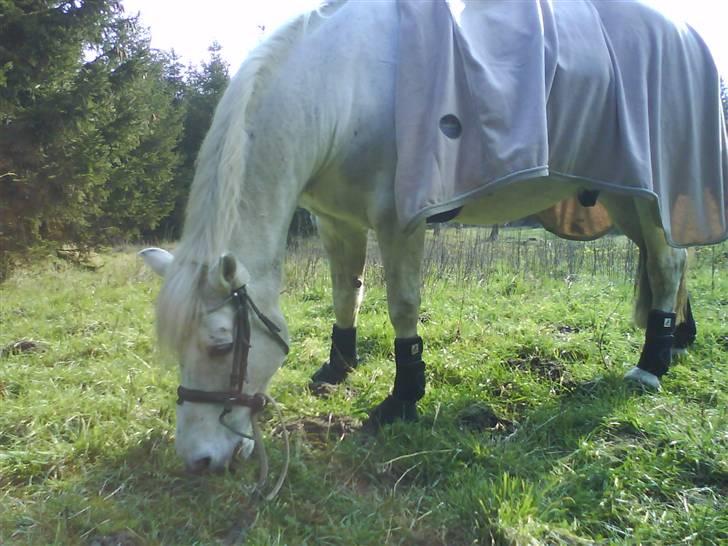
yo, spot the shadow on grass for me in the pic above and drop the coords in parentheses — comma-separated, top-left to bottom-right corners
(345, 373, 647, 542)
(9, 426, 266, 546)
(27, 370, 654, 545)
(365, 373, 637, 479)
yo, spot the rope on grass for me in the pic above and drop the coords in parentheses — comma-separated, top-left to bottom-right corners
(224, 395, 290, 545)
(251, 394, 290, 502)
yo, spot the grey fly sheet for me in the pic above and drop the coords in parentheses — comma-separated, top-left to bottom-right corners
(395, 0, 728, 246)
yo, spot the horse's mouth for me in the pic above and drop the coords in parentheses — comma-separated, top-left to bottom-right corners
(183, 442, 246, 475)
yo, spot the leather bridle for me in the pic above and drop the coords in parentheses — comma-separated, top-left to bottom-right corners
(176, 284, 290, 439)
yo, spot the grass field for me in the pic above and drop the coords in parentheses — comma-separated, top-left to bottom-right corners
(1, 227, 726, 545)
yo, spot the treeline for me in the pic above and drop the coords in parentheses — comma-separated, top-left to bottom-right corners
(0, 0, 231, 278)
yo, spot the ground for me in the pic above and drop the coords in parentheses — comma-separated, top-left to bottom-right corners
(1, 228, 726, 544)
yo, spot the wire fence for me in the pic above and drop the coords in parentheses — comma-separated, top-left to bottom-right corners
(284, 225, 643, 292)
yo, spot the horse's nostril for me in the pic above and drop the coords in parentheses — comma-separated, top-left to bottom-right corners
(188, 456, 212, 473)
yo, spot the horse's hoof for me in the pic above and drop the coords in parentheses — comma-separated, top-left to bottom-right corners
(363, 395, 418, 431)
(623, 366, 661, 391)
(309, 361, 351, 389)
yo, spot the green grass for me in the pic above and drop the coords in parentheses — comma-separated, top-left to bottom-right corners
(1, 229, 726, 545)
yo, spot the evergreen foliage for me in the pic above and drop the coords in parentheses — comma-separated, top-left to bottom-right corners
(160, 42, 230, 238)
(0, 0, 187, 278)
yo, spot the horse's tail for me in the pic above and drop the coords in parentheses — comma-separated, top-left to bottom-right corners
(633, 249, 650, 328)
(675, 258, 689, 325)
(633, 248, 689, 328)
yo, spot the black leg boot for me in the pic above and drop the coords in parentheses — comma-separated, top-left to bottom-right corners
(310, 325, 358, 386)
(365, 336, 425, 429)
(673, 297, 696, 352)
(637, 310, 676, 378)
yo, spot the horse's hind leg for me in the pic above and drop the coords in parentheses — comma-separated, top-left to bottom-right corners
(310, 216, 368, 386)
(603, 195, 688, 389)
(366, 223, 426, 427)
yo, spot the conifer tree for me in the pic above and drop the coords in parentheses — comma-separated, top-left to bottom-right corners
(160, 42, 230, 237)
(0, 1, 184, 276)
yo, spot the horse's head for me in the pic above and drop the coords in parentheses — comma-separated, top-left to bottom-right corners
(140, 247, 288, 473)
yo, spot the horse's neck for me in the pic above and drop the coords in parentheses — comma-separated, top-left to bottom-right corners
(229, 3, 396, 263)
(182, 73, 313, 285)
(184, 2, 397, 285)
(288, 2, 399, 218)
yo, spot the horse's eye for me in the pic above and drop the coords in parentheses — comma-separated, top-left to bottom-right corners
(208, 342, 233, 357)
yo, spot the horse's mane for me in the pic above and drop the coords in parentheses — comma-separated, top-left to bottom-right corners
(155, 5, 339, 353)
(178, 11, 322, 265)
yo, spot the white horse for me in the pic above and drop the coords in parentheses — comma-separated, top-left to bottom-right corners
(140, 1, 716, 473)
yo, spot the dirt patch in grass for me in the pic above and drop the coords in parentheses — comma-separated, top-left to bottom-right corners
(1, 339, 49, 358)
(307, 381, 359, 399)
(506, 350, 570, 383)
(279, 413, 360, 446)
(556, 324, 581, 334)
(457, 403, 516, 434)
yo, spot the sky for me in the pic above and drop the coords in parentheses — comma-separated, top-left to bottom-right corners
(121, 0, 727, 77)
(121, 0, 322, 70)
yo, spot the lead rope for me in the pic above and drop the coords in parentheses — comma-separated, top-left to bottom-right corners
(223, 396, 290, 546)
(251, 394, 290, 502)
(221, 396, 290, 501)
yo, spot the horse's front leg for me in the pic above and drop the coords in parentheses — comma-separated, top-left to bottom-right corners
(366, 223, 426, 427)
(310, 216, 368, 386)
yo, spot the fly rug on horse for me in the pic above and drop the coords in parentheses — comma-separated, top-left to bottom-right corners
(140, 0, 728, 476)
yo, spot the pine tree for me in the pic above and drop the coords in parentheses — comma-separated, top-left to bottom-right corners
(88, 45, 185, 242)
(159, 42, 230, 238)
(1, 1, 125, 268)
(0, 1, 185, 277)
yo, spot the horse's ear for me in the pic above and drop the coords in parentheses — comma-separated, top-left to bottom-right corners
(212, 253, 251, 292)
(139, 247, 174, 277)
